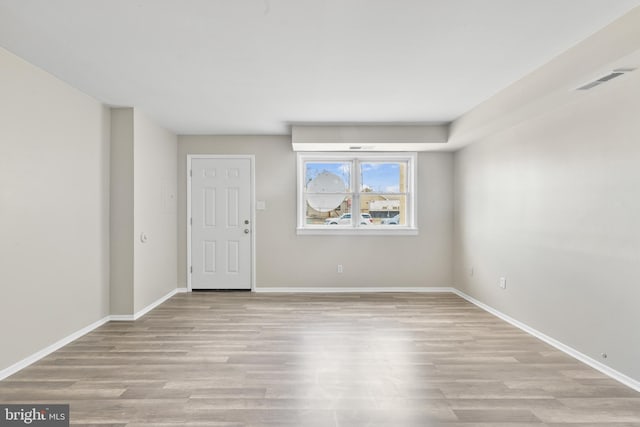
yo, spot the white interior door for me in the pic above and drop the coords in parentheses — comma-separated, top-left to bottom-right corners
(190, 157, 252, 290)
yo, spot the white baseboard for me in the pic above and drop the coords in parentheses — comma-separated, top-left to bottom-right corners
(0, 316, 110, 381)
(0, 287, 188, 380)
(132, 288, 179, 320)
(254, 286, 455, 293)
(452, 289, 640, 393)
(3, 286, 638, 393)
(109, 314, 135, 321)
(111, 287, 188, 321)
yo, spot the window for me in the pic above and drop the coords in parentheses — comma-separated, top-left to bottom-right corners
(297, 152, 417, 235)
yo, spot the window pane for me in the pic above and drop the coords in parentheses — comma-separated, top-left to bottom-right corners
(305, 196, 352, 225)
(360, 162, 406, 193)
(305, 162, 350, 192)
(362, 194, 406, 225)
(305, 162, 351, 213)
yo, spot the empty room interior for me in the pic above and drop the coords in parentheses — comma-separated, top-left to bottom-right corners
(1, 1, 640, 425)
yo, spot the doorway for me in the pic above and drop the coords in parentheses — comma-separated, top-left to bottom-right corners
(188, 155, 254, 290)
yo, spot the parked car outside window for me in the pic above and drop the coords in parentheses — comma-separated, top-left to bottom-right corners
(381, 214, 400, 225)
(325, 213, 373, 225)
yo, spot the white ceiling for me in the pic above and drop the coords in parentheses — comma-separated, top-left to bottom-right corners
(1, 0, 639, 135)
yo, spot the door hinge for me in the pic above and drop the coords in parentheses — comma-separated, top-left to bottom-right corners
(189, 169, 192, 177)
(190, 266, 193, 273)
(190, 217, 192, 225)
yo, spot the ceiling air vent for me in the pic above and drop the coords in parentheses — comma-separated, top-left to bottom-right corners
(577, 68, 635, 90)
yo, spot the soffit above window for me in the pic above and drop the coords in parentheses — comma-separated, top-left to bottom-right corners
(291, 124, 449, 152)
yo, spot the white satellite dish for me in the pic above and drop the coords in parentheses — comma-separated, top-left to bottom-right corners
(307, 172, 346, 212)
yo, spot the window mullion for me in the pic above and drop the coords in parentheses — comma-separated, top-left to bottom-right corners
(352, 159, 359, 228)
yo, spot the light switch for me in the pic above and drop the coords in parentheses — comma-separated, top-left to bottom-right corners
(256, 200, 266, 210)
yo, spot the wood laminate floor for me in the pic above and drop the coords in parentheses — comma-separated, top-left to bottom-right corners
(1, 292, 639, 426)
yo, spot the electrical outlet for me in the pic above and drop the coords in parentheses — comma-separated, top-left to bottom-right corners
(499, 277, 507, 289)
(337, 264, 343, 273)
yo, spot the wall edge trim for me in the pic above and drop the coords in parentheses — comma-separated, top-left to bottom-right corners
(0, 287, 187, 380)
(2, 287, 638, 393)
(254, 286, 455, 293)
(130, 287, 184, 320)
(109, 314, 135, 321)
(452, 288, 640, 393)
(0, 316, 111, 381)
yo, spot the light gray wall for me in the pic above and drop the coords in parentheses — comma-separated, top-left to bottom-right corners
(133, 110, 178, 311)
(453, 70, 640, 382)
(0, 47, 110, 372)
(110, 108, 178, 315)
(178, 136, 454, 288)
(110, 108, 134, 315)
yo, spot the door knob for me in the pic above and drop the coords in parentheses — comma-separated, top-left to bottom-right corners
(244, 220, 250, 224)
(244, 229, 250, 234)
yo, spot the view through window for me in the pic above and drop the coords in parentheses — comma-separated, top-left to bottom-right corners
(297, 153, 417, 234)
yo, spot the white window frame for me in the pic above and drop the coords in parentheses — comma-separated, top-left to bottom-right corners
(296, 152, 418, 236)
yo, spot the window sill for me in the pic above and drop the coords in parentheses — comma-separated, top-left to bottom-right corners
(296, 227, 419, 236)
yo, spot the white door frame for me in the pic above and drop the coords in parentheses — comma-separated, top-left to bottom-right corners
(187, 154, 256, 292)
